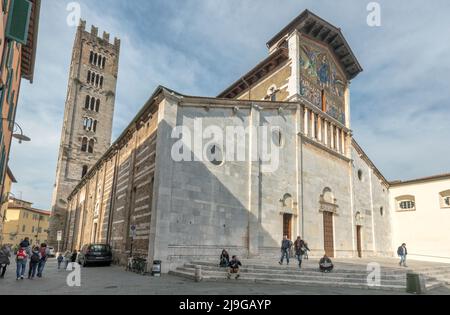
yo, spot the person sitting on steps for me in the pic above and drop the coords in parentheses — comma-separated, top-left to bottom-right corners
(319, 254, 334, 273)
(219, 249, 230, 268)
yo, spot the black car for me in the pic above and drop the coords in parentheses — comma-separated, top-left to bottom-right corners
(78, 244, 113, 267)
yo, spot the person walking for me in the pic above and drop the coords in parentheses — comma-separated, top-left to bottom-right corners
(37, 243, 50, 278)
(294, 236, 310, 269)
(279, 235, 293, 265)
(15, 246, 28, 280)
(57, 253, 64, 270)
(64, 251, 72, 269)
(397, 243, 408, 267)
(227, 255, 242, 280)
(19, 238, 30, 249)
(0, 244, 11, 278)
(70, 250, 78, 269)
(28, 247, 40, 280)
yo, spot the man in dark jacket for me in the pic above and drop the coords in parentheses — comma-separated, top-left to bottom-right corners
(294, 237, 310, 269)
(279, 235, 293, 265)
(19, 238, 30, 249)
(319, 254, 334, 273)
(227, 256, 242, 280)
(397, 243, 408, 267)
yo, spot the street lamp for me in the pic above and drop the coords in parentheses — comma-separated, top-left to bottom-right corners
(1, 119, 31, 144)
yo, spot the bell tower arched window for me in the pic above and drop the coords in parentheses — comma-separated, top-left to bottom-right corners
(81, 137, 88, 152)
(82, 165, 88, 178)
(88, 139, 95, 153)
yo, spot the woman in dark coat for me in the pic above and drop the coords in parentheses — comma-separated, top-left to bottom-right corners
(219, 249, 230, 267)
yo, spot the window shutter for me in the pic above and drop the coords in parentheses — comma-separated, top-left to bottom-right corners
(5, 0, 32, 45)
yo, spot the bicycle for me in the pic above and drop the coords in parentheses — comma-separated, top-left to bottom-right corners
(126, 256, 148, 275)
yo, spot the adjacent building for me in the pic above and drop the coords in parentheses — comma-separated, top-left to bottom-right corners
(0, 0, 41, 204)
(2, 197, 50, 246)
(390, 174, 450, 264)
(0, 166, 16, 244)
(48, 20, 121, 247)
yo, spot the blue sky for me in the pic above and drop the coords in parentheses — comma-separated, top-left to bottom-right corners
(9, 0, 450, 209)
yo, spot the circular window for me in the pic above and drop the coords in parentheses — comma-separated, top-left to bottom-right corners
(206, 144, 223, 166)
(272, 129, 283, 147)
(380, 207, 384, 217)
(357, 170, 363, 181)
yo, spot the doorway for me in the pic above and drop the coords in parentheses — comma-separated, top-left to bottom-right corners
(323, 212, 334, 257)
(283, 213, 293, 240)
(356, 225, 362, 258)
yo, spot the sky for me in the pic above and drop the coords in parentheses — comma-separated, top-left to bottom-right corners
(9, 0, 450, 209)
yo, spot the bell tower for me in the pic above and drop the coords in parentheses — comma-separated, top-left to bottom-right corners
(48, 20, 120, 247)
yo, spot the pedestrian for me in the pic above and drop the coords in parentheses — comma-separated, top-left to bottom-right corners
(0, 244, 11, 278)
(303, 242, 310, 260)
(227, 255, 242, 280)
(19, 237, 30, 249)
(278, 235, 293, 265)
(397, 243, 408, 267)
(15, 246, 28, 280)
(28, 247, 40, 280)
(64, 250, 72, 269)
(319, 254, 334, 273)
(294, 236, 310, 269)
(57, 253, 64, 269)
(37, 243, 50, 278)
(70, 250, 78, 268)
(219, 249, 230, 268)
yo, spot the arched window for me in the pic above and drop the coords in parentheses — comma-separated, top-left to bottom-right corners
(95, 99, 100, 112)
(102, 57, 106, 69)
(83, 117, 88, 130)
(93, 120, 97, 133)
(98, 55, 102, 67)
(395, 195, 416, 211)
(95, 75, 99, 87)
(94, 53, 98, 65)
(82, 165, 88, 178)
(85, 95, 90, 109)
(88, 139, 95, 153)
(439, 190, 450, 208)
(91, 73, 95, 85)
(81, 137, 88, 152)
(87, 71, 91, 83)
(99, 76, 104, 89)
(90, 97, 95, 111)
(89, 52, 94, 64)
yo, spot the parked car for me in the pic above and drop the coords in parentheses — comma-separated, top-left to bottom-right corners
(48, 247, 56, 257)
(78, 244, 113, 267)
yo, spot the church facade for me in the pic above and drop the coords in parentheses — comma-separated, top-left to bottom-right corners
(61, 10, 396, 271)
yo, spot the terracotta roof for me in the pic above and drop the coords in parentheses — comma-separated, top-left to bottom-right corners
(21, 0, 41, 83)
(390, 173, 450, 186)
(266, 9, 362, 80)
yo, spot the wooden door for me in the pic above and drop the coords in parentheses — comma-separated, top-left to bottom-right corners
(356, 225, 362, 258)
(323, 212, 334, 257)
(283, 214, 293, 240)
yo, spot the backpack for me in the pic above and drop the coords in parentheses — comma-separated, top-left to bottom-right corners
(16, 249, 27, 260)
(31, 252, 40, 264)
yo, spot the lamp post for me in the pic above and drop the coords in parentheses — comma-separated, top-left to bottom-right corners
(1, 119, 31, 144)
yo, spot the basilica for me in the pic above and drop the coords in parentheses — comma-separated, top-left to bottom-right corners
(52, 10, 449, 272)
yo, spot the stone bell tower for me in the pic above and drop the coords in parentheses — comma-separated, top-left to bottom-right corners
(48, 20, 120, 248)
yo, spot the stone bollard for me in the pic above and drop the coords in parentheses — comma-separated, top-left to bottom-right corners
(195, 265, 202, 282)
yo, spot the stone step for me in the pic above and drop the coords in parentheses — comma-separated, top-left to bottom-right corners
(169, 270, 409, 292)
(183, 264, 407, 280)
(177, 267, 407, 285)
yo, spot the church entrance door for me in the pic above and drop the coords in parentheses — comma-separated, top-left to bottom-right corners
(323, 212, 334, 257)
(356, 225, 362, 258)
(283, 214, 293, 240)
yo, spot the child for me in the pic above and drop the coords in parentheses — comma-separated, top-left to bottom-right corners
(57, 253, 64, 269)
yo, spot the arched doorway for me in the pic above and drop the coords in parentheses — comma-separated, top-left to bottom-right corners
(355, 212, 363, 258)
(320, 188, 338, 258)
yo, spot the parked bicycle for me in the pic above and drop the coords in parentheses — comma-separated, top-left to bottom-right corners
(126, 256, 148, 275)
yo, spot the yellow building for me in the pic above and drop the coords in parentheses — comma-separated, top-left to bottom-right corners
(0, 167, 16, 245)
(2, 198, 49, 246)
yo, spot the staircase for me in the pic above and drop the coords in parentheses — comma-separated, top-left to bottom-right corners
(169, 258, 449, 292)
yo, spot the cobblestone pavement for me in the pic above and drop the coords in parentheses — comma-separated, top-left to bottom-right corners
(0, 259, 449, 295)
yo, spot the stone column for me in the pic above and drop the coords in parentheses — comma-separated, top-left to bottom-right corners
(303, 107, 308, 135)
